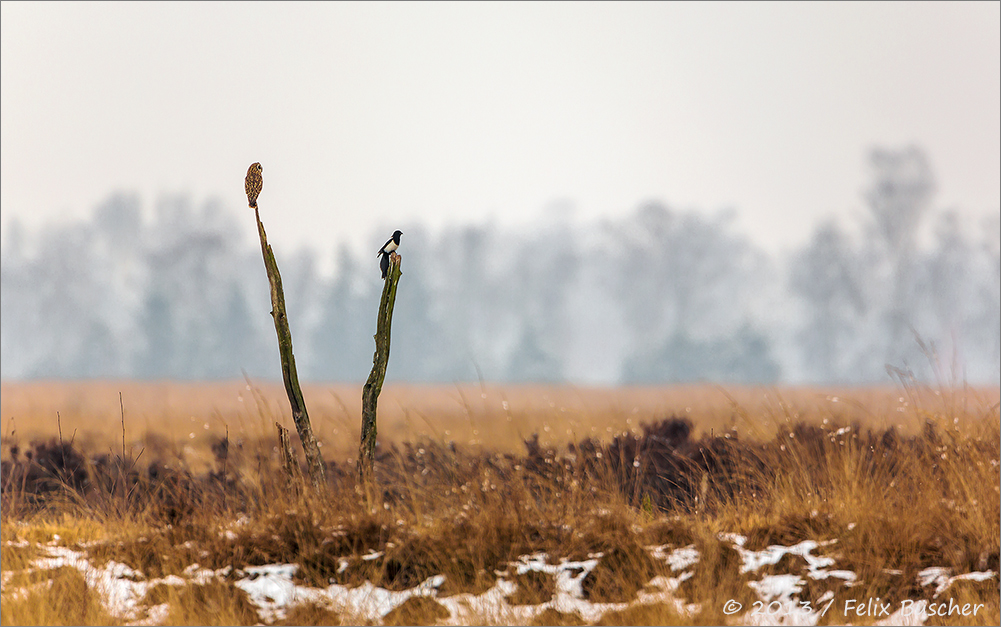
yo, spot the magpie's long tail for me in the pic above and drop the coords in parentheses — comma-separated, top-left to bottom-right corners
(379, 252, 389, 279)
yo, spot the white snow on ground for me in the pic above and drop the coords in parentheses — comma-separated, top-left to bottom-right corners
(875, 569, 998, 627)
(4, 536, 995, 626)
(917, 566, 997, 598)
(745, 574, 819, 626)
(235, 564, 449, 623)
(748, 573, 803, 601)
(721, 535, 998, 627)
(183, 562, 231, 585)
(731, 537, 855, 584)
(230, 550, 695, 625)
(725, 536, 858, 626)
(7, 540, 236, 625)
(650, 543, 700, 571)
(138, 603, 171, 626)
(32, 545, 146, 618)
(918, 566, 953, 597)
(510, 551, 599, 599)
(232, 564, 300, 621)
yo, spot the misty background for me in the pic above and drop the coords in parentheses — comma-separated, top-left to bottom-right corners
(2, 145, 998, 385)
(2, 4, 998, 385)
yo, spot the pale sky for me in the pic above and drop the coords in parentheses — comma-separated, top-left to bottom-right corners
(2, 1, 999, 259)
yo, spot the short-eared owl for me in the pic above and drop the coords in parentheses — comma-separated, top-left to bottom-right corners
(245, 162, 263, 208)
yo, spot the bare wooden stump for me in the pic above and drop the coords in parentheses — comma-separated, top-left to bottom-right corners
(358, 251, 402, 485)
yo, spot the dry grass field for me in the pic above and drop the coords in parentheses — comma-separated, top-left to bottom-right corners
(2, 381, 999, 625)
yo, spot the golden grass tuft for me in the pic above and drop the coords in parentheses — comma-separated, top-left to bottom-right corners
(273, 602, 344, 626)
(0, 565, 118, 626)
(382, 596, 450, 626)
(593, 603, 687, 626)
(155, 580, 259, 626)
(530, 607, 587, 625)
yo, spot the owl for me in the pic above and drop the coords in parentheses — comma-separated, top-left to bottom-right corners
(245, 162, 263, 208)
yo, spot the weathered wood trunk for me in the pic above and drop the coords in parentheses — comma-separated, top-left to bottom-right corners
(358, 251, 403, 484)
(252, 200, 326, 490)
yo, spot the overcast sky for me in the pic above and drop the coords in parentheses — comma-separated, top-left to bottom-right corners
(2, 1, 998, 261)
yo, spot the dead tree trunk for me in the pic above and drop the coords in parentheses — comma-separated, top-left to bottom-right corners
(358, 251, 403, 484)
(248, 163, 325, 490)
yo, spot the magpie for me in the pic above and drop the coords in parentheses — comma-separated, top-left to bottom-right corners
(378, 230, 402, 279)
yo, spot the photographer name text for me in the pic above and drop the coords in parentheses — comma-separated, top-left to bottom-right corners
(724, 597, 986, 619)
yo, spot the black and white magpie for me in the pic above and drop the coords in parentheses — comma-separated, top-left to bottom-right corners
(378, 230, 402, 279)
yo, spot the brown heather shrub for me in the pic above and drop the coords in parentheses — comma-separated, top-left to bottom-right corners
(507, 569, 556, 605)
(580, 543, 663, 602)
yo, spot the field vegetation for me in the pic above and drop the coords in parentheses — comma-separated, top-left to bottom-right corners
(1, 382, 998, 625)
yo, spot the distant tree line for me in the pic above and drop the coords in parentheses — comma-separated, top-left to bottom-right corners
(2, 146, 998, 385)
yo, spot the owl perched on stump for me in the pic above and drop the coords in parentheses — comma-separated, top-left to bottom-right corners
(245, 162, 263, 208)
